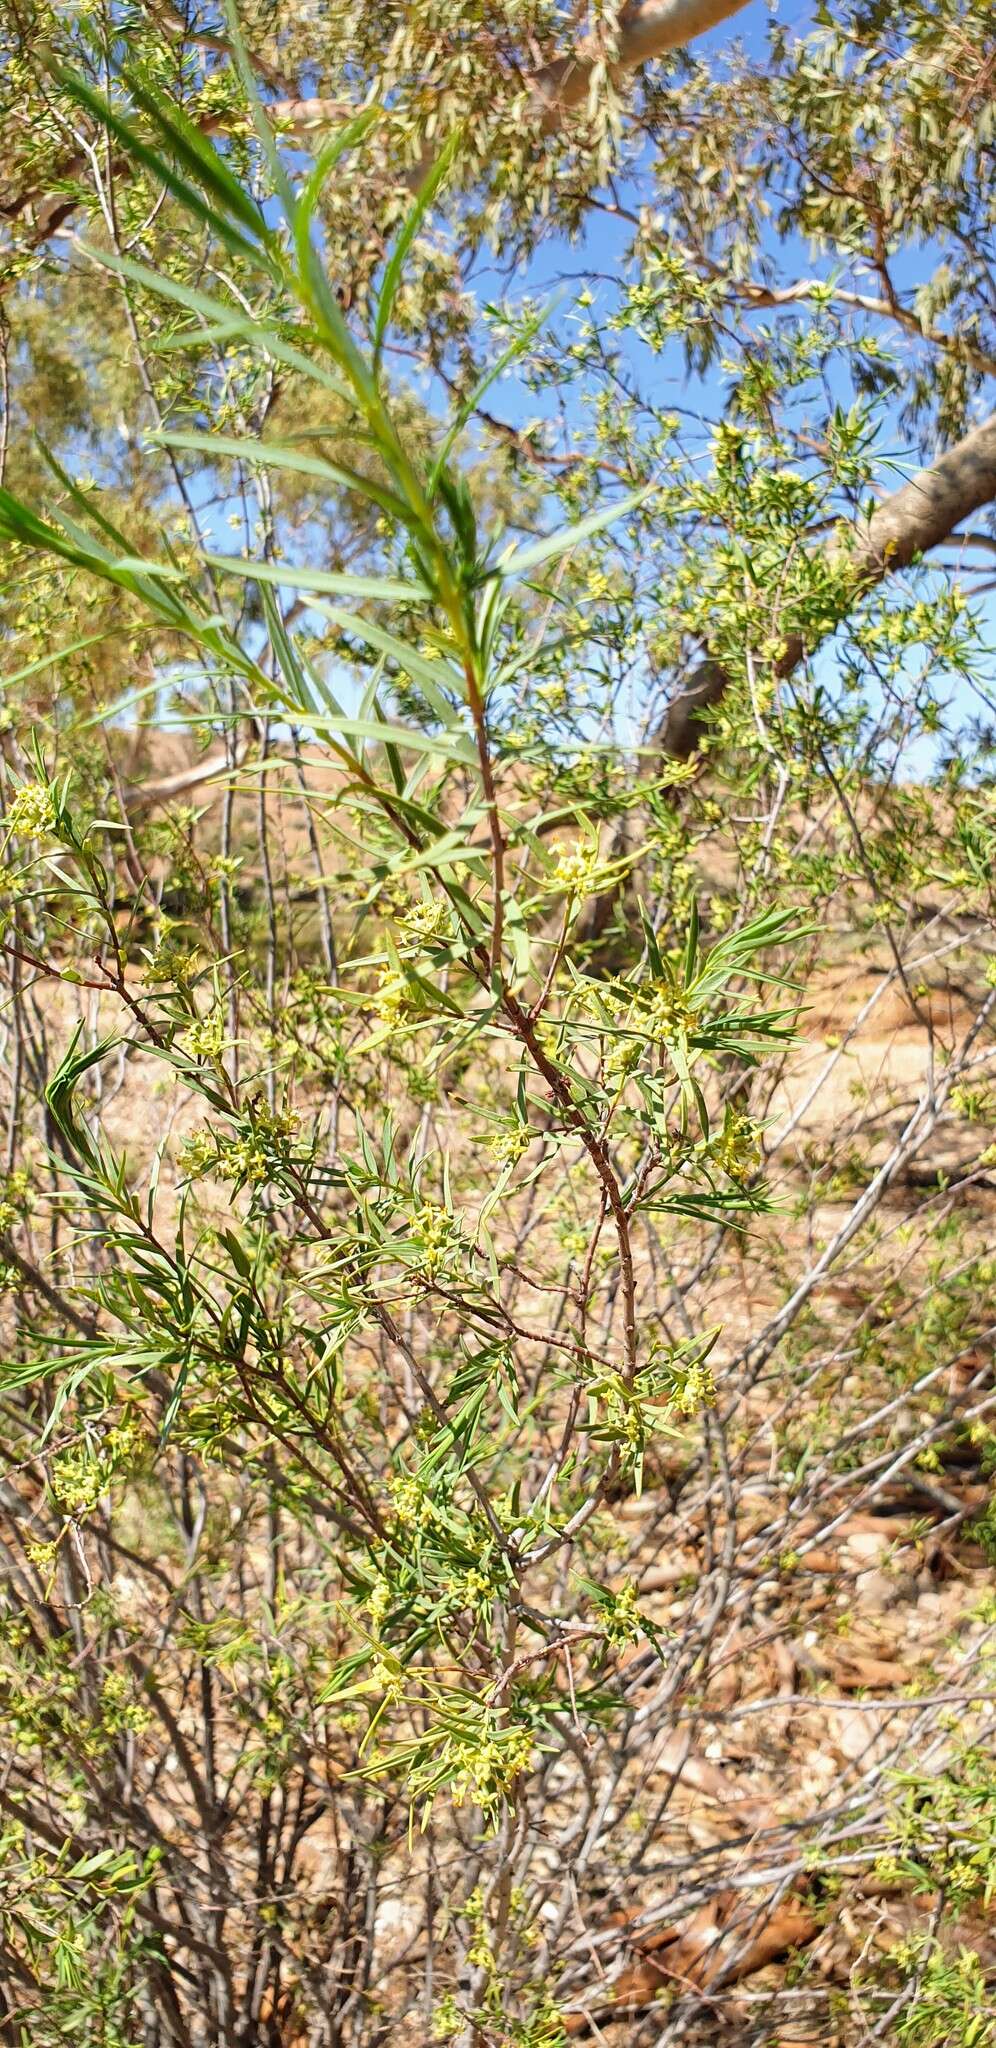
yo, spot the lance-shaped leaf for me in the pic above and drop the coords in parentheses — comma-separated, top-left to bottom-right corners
(149, 428, 412, 528)
(45, 1026, 119, 1168)
(295, 107, 383, 245)
(486, 484, 651, 583)
(80, 243, 352, 402)
(203, 554, 431, 604)
(373, 130, 463, 370)
(312, 603, 467, 729)
(427, 289, 565, 500)
(48, 61, 281, 280)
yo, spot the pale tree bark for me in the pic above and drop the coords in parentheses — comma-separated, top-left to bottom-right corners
(126, 0, 756, 141)
(528, 0, 752, 128)
(569, 409, 996, 943)
(660, 409, 996, 759)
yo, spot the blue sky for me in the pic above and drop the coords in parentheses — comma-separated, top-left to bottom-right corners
(146, 0, 996, 768)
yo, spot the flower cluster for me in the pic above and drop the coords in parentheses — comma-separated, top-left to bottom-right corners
(650, 1336, 718, 1417)
(50, 1415, 149, 1520)
(0, 1168, 30, 1234)
(410, 1200, 460, 1279)
(550, 843, 602, 897)
(389, 1471, 440, 1531)
(187, 1000, 227, 1061)
(708, 1107, 762, 1187)
(487, 1121, 532, 1167)
(399, 897, 451, 948)
(5, 781, 56, 839)
(448, 1720, 534, 1821)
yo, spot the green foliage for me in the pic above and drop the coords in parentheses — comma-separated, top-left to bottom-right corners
(894, 1943, 996, 2048)
(1, 8, 995, 2045)
(0, 37, 815, 1903)
(883, 1744, 996, 1909)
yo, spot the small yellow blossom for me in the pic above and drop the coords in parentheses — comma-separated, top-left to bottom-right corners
(6, 782, 56, 838)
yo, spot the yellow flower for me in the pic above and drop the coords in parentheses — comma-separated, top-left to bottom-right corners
(487, 1124, 532, 1166)
(647, 983, 698, 1036)
(188, 1003, 226, 1060)
(551, 844, 601, 896)
(709, 1108, 761, 1187)
(6, 782, 56, 838)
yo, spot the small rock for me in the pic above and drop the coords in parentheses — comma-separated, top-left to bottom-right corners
(373, 1894, 423, 1965)
(855, 1567, 911, 1613)
(836, 1708, 884, 1763)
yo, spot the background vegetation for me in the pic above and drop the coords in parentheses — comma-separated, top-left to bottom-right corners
(0, 3, 994, 2043)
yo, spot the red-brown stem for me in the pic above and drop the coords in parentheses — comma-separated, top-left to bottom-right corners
(502, 991, 638, 1383)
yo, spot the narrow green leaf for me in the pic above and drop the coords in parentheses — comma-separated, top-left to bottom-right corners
(151, 428, 411, 526)
(219, 0, 297, 226)
(79, 243, 352, 403)
(35, 438, 137, 557)
(683, 897, 700, 984)
(489, 484, 651, 582)
(313, 604, 465, 726)
(256, 709, 477, 766)
(0, 631, 122, 688)
(357, 662, 403, 787)
(0, 487, 186, 626)
(639, 900, 665, 979)
(388, 829, 488, 879)
(296, 107, 382, 245)
(121, 59, 277, 242)
(45, 1025, 118, 1165)
(374, 130, 462, 367)
(159, 1356, 192, 1448)
(259, 585, 321, 723)
(427, 290, 564, 497)
(203, 554, 429, 603)
(78, 676, 169, 730)
(293, 191, 375, 403)
(49, 63, 278, 278)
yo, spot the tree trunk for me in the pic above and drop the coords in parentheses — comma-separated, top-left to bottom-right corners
(660, 410, 996, 758)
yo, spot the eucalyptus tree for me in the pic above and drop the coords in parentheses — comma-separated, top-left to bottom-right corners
(3, 1, 995, 782)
